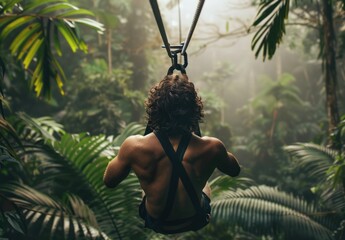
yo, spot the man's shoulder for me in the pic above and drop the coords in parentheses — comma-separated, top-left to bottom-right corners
(119, 134, 159, 165)
(122, 134, 144, 143)
(199, 135, 224, 146)
(121, 133, 156, 151)
(197, 135, 226, 153)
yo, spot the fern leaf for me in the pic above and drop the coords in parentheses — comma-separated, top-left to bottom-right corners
(212, 186, 336, 240)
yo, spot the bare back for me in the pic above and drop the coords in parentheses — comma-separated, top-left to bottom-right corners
(104, 131, 240, 221)
(126, 132, 232, 219)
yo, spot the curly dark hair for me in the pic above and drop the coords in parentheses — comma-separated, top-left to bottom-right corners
(145, 74, 204, 135)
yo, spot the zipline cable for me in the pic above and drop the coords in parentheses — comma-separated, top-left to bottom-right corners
(181, 0, 205, 55)
(149, 0, 205, 69)
(177, 0, 182, 44)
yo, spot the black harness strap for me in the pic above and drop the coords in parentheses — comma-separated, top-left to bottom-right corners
(149, 0, 172, 58)
(158, 132, 189, 219)
(154, 131, 203, 220)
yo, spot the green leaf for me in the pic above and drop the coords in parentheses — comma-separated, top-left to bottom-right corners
(0, 118, 22, 156)
(251, 0, 290, 60)
(0, 56, 5, 80)
(72, 18, 105, 32)
(23, 0, 68, 13)
(0, 151, 19, 164)
(32, 56, 43, 88)
(39, 3, 81, 15)
(225, 21, 229, 33)
(51, 57, 66, 82)
(17, 31, 42, 60)
(23, 36, 44, 69)
(55, 20, 78, 52)
(53, 24, 62, 56)
(9, 22, 40, 55)
(5, 212, 25, 234)
(253, 1, 280, 27)
(0, 183, 110, 239)
(57, 8, 95, 18)
(55, 72, 64, 96)
(212, 185, 335, 240)
(0, 16, 32, 39)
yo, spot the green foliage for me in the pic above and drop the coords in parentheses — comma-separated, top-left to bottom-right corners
(1, 109, 343, 239)
(237, 74, 320, 185)
(284, 142, 345, 212)
(60, 58, 145, 136)
(199, 61, 235, 143)
(209, 176, 256, 200)
(1, 114, 146, 239)
(211, 185, 336, 240)
(240, 74, 318, 142)
(1, 183, 111, 239)
(284, 138, 345, 239)
(0, 116, 21, 158)
(284, 143, 337, 183)
(0, 56, 5, 116)
(0, 0, 104, 98)
(252, 0, 290, 60)
(329, 117, 345, 190)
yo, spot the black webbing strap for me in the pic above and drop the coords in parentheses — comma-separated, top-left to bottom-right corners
(157, 132, 190, 219)
(149, 0, 172, 58)
(154, 131, 204, 219)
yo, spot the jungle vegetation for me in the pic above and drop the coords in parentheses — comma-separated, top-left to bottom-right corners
(0, 0, 344, 239)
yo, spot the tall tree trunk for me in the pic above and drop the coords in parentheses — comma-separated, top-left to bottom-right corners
(126, 2, 149, 91)
(321, 0, 339, 134)
(125, 2, 150, 122)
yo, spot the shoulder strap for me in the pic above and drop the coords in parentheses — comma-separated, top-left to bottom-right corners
(154, 131, 203, 220)
(154, 131, 188, 220)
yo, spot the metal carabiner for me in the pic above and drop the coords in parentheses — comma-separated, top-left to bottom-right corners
(166, 48, 188, 75)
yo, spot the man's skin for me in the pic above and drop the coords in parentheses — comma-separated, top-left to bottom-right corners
(103, 131, 240, 222)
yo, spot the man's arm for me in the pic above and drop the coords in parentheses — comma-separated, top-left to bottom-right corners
(103, 138, 133, 188)
(215, 140, 240, 177)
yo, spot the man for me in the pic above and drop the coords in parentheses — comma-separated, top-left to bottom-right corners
(103, 74, 240, 234)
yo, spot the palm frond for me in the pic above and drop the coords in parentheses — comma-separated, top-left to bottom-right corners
(209, 176, 256, 200)
(0, 183, 110, 240)
(0, 115, 25, 191)
(5, 117, 148, 238)
(251, 0, 290, 60)
(14, 112, 64, 143)
(284, 143, 345, 212)
(0, 0, 104, 98)
(0, 146, 19, 167)
(39, 132, 143, 238)
(0, 193, 27, 237)
(212, 185, 336, 240)
(284, 143, 337, 181)
(0, 116, 22, 160)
